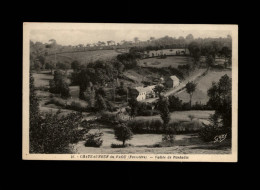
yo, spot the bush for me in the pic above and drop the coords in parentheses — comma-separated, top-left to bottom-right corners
(111, 143, 131, 148)
(199, 124, 223, 142)
(84, 132, 103, 147)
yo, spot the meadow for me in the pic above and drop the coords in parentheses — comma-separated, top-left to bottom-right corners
(46, 49, 120, 64)
(176, 69, 232, 104)
(138, 56, 193, 68)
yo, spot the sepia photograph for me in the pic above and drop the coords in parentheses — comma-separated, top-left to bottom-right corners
(23, 23, 238, 161)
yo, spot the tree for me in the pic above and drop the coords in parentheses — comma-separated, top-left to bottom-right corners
(185, 81, 197, 109)
(188, 42, 201, 65)
(157, 96, 170, 129)
(207, 74, 231, 135)
(49, 70, 70, 98)
(134, 37, 139, 44)
(30, 112, 89, 153)
(220, 46, 231, 66)
(186, 34, 194, 41)
(168, 95, 183, 111)
(45, 61, 55, 74)
(128, 97, 138, 119)
(34, 61, 41, 73)
(206, 54, 215, 67)
(71, 60, 81, 71)
(30, 74, 40, 125)
(154, 84, 165, 98)
(114, 123, 133, 146)
(56, 62, 70, 72)
(95, 94, 107, 111)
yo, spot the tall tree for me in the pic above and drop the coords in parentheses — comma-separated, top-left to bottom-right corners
(185, 81, 197, 109)
(157, 96, 170, 129)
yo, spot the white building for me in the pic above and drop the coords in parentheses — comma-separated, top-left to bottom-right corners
(135, 85, 156, 101)
(165, 75, 180, 88)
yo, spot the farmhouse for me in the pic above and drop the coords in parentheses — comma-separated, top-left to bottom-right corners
(130, 85, 156, 101)
(165, 75, 180, 88)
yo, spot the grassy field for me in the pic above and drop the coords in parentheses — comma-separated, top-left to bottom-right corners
(135, 110, 214, 123)
(46, 50, 120, 64)
(138, 56, 193, 68)
(32, 71, 53, 87)
(176, 69, 232, 105)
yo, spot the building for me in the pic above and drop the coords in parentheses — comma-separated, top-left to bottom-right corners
(165, 75, 180, 88)
(144, 48, 190, 58)
(130, 85, 156, 101)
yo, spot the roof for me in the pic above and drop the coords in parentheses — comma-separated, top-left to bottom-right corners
(167, 75, 179, 81)
(135, 85, 156, 93)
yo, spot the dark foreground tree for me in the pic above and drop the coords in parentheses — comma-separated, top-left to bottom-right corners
(30, 111, 89, 153)
(114, 123, 133, 146)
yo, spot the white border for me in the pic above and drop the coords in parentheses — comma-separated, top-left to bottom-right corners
(23, 23, 238, 162)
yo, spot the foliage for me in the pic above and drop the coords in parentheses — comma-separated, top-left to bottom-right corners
(168, 95, 183, 111)
(127, 119, 202, 134)
(84, 132, 103, 147)
(153, 84, 165, 98)
(114, 123, 133, 146)
(199, 123, 222, 142)
(71, 60, 81, 71)
(157, 97, 170, 128)
(185, 81, 197, 108)
(207, 74, 232, 136)
(95, 94, 107, 111)
(30, 111, 89, 153)
(49, 70, 71, 98)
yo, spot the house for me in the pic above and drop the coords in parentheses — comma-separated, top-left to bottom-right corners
(165, 75, 180, 88)
(130, 85, 156, 101)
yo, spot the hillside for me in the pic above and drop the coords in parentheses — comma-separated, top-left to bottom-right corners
(176, 68, 232, 105)
(45, 49, 121, 64)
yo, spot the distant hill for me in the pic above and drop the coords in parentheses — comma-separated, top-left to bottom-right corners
(45, 49, 121, 65)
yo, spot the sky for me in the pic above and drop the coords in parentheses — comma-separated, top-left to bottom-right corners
(30, 28, 232, 46)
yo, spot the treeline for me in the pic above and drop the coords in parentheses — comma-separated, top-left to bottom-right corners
(127, 94, 213, 117)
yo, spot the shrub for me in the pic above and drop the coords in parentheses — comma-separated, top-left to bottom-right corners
(111, 143, 131, 148)
(199, 124, 223, 142)
(84, 132, 103, 147)
(67, 100, 88, 112)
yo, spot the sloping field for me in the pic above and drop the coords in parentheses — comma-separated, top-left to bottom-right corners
(138, 56, 192, 68)
(46, 50, 120, 64)
(176, 69, 232, 105)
